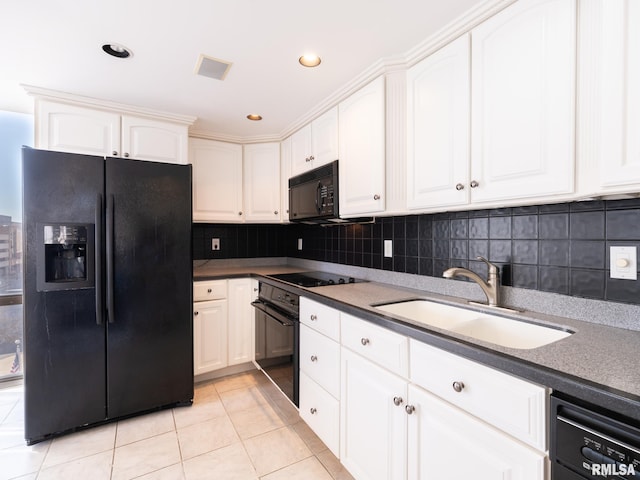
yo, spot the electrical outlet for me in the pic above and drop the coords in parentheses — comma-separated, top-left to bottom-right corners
(297, 238, 303, 250)
(211, 238, 220, 251)
(384, 240, 393, 258)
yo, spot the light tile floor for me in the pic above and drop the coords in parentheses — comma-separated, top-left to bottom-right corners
(0, 371, 355, 480)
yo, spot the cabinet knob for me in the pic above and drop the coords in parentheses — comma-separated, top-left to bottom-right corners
(452, 381, 465, 393)
(393, 396, 403, 406)
(373, 194, 380, 200)
(112, 150, 118, 156)
(310, 355, 318, 362)
(405, 405, 415, 415)
(310, 407, 317, 414)
(194, 311, 199, 316)
(360, 337, 370, 346)
(305, 157, 311, 162)
(124, 152, 130, 158)
(310, 314, 317, 321)
(455, 183, 464, 191)
(238, 211, 243, 216)
(207, 288, 212, 293)
(309, 155, 315, 161)
(470, 180, 479, 188)
(274, 211, 279, 215)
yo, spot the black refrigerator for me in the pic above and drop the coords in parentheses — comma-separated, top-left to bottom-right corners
(22, 147, 193, 445)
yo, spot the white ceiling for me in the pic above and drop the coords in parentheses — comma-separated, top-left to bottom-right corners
(1, 0, 486, 142)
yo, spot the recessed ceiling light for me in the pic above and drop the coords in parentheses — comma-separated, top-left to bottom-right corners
(102, 43, 132, 58)
(247, 114, 263, 121)
(299, 54, 321, 68)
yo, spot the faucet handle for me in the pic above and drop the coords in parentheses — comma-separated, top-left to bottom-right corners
(476, 256, 499, 276)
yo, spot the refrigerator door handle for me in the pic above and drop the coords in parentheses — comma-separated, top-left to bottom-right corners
(95, 194, 104, 325)
(106, 194, 115, 323)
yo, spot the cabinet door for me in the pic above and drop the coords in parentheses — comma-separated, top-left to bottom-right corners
(311, 106, 339, 168)
(470, 0, 575, 204)
(407, 34, 470, 210)
(243, 143, 281, 222)
(193, 300, 228, 375)
(339, 76, 386, 216)
(407, 385, 546, 480)
(340, 347, 407, 480)
(190, 138, 244, 222)
(290, 124, 312, 176)
(227, 279, 254, 366)
(121, 115, 188, 164)
(595, 0, 640, 190)
(300, 324, 340, 398)
(37, 100, 120, 156)
(280, 136, 292, 222)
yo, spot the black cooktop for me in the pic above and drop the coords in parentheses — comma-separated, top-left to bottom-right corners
(268, 271, 364, 288)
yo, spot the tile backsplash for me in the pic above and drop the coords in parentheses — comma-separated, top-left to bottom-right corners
(193, 199, 640, 305)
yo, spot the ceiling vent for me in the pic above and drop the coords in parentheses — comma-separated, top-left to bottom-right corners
(194, 54, 233, 81)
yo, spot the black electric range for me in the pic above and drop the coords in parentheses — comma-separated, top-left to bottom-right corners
(267, 271, 365, 288)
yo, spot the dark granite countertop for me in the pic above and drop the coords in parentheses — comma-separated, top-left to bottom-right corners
(193, 263, 640, 424)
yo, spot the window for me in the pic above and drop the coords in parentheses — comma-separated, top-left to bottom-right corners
(0, 111, 32, 381)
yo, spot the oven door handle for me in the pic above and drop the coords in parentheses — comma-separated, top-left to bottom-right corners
(252, 300, 296, 327)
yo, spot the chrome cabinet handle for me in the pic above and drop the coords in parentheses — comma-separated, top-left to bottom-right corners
(393, 396, 403, 406)
(470, 180, 479, 188)
(194, 311, 199, 316)
(373, 194, 380, 200)
(309, 155, 315, 161)
(310, 314, 317, 321)
(207, 288, 212, 293)
(238, 211, 243, 216)
(405, 405, 415, 414)
(112, 150, 118, 156)
(274, 211, 278, 215)
(124, 152, 130, 158)
(310, 407, 317, 414)
(455, 183, 464, 191)
(452, 381, 465, 393)
(360, 338, 370, 346)
(310, 355, 318, 362)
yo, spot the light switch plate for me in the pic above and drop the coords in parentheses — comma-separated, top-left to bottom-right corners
(297, 238, 303, 250)
(610, 246, 637, 280)
(384, 240, 393, 258)
(211, 238, 220, 251)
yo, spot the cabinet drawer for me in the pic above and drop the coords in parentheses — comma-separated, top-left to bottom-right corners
(300, 297, 340, 341)
(409, 340, 546, 450)
(300, 324, 340, 398)
(193, 280, 227, 302)
(299, 371, 340, 457)
(341, 313, 408, 377)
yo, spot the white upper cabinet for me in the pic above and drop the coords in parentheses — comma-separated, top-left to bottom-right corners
(407, 34, 470, 210)
(243, 143, 281, 222)
(470, 0, 576, 204)
(36, 100, 189, 164)
(190, 138, 243, 222)
(121, 115, 188, 164)
(280, 136, 292, 222)
(290, 106, 339, 176)
(579, 0, 640, 194)
(339, 76, 386, 216)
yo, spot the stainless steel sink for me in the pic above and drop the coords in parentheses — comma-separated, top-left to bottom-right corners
(374, 299, 572, 349)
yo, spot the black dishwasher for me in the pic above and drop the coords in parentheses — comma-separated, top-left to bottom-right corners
(551, 394, 640, 479)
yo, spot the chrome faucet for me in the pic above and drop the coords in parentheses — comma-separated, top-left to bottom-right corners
(442, 256, 501, 307)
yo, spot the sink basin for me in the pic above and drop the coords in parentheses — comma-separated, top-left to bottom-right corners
(374, 299, 572, 349)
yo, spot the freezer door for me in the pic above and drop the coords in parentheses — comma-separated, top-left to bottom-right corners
(22, 148, 106, 443)
(105, 157, 193, 418)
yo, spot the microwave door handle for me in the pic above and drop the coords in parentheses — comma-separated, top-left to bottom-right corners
(316, 182, 322, 214)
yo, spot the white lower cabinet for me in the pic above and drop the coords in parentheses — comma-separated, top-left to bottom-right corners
(193, 298, 228, 375)
(193, 278, 256, 377)
(299, 371, 340, 457)
(341, 347, 408, 480)
(407, 384, 546, 480)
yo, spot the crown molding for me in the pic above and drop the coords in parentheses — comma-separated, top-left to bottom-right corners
(22, 84, 197, 126)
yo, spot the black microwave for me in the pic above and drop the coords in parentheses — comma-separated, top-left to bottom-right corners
(289, 160, 339, 223)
